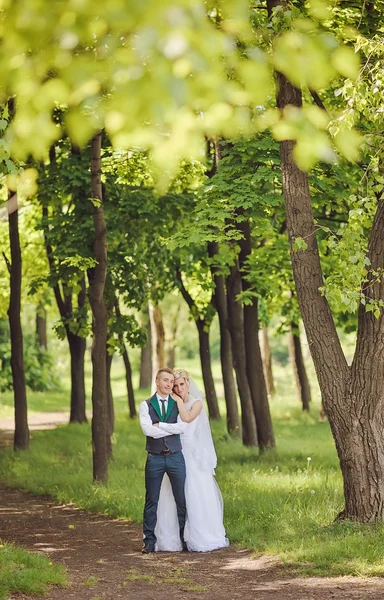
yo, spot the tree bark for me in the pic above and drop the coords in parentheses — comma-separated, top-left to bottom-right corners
(196, 321, 221, 420)
(115, 299, 136, 418)
(237, 218, 275, 450)
(153, 304, 165, 368)
(88, 131, 109, 483)
(6, 191, 29, 451)
(342, 198, 384, 521)
(259, 327, 276, 397)
(68, 276, 87, 424)
(166, 304, 180, 369)
(68, 332, 87, 423)
(149, 301, 165, 388)
(123, 346, 136, 418)
(106, 351, 114, 459)
(226, 261, 258, 446)
(208, 241, 240, 437)
(139, 314, 152, 389)
(268, 2, 384, 520)
(36, 302, 47, 350)
(168, 345, 176, 370)
(288, 323, 311, 411)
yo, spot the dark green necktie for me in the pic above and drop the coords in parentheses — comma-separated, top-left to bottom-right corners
(160, 399, 166, 420)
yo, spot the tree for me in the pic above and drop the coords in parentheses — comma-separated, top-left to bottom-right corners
(267, 0, 384, 520)
(4, 190, 29, 450)
(88, 131, 109, 483)
(181, 135, 281, 447)
(226, 258, 258, 446)
(114, 299, 136, 419)
(39, 144, 90, 424)
(139, 310, 152, 390)
(149, 302, 165, 377)
(176, 269, 221, 420)
(35, 300, 47, 350)
(288, 322, 311, 412)
(1, 104, 29, 450)
(237, 213, 275, 449)
(1, 0, 377, 503)
(0, 0, 359, 174)
(259, 327, 275, 397)
(208, 240, 240, 437)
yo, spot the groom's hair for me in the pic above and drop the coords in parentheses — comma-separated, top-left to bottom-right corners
(156, 367, 174, 379)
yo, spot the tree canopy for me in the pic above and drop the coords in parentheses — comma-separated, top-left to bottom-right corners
(0, 0, 362, 176)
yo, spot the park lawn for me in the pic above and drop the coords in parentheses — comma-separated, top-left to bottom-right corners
(2, 357, 384, 577)
(0, 541, 67, 600)
(1, 395, 384, 577)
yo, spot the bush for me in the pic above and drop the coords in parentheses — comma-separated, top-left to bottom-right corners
(0, 334, 61, 392)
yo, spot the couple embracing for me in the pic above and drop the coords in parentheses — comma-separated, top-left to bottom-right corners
(139, 367, 229, 553)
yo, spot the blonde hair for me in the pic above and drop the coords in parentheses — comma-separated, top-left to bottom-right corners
(173, 368, 190, 382)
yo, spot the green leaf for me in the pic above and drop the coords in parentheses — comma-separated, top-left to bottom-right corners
(293, 237, 308, 251)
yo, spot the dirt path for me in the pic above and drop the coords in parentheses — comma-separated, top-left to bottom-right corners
(2, 414, 384, 600)
(0, 412, 71, 448)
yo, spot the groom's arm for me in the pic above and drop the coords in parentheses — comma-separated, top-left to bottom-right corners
(139, 401, 169, 439)
(157, 416, 188, 435)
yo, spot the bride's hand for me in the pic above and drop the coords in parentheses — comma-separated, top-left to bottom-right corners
(171, 392, 182, 403)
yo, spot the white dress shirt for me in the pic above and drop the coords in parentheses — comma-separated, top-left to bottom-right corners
(139, 395, 188, 439)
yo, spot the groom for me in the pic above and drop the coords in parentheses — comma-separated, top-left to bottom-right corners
(139, 367, 188, 554)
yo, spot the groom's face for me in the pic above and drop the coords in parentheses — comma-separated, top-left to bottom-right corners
(156, 372, 174, 397)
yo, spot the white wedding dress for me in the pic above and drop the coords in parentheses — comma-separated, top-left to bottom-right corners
(155, 397, 229, 552)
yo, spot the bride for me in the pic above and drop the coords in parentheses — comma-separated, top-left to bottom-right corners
(155, 369, 229, 552)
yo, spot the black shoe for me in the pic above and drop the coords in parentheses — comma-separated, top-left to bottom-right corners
(142, 544, 155, 554)
(182, 541, 188, 552)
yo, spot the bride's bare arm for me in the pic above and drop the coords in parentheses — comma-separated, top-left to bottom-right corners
(171, 395, 203, 423)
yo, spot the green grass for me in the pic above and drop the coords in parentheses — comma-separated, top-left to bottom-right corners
(1, 357, 384, 578)
(125, 567, 207, 590)
(82, 576, 99, 587)
(0, 541, 67, 600)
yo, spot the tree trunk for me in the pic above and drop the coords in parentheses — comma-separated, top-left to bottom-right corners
(68, 331, 87, 423)
(166, 305, 180, 369)
(175, 268, 220, 420)
(36, 302, 47, 350)
(6, 191, 29, 451)
(237, 218, 275, 449)
(88, 131, 109, 483)
(69, 276, 87, 423)
(268, 6, 384, 520)
(243, 295, 275, 449)
(196, 320, 221, 420)
(106, 351, 114, 459)
(259, 327, 276, 397)
(114, 299, 136, 418)
(139, 317, 152, 389)
(153, 304, 165, 367)
(0, 319, 10, 376)
(208, 241, 240, 437)
(123, 346, 136, 418)
(226, 261, 258, 446)
(149, 301, 165, 388)
(288, 323, 311, 411)
(168, 345, 176, 370)
(341, 199, 384, 521)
